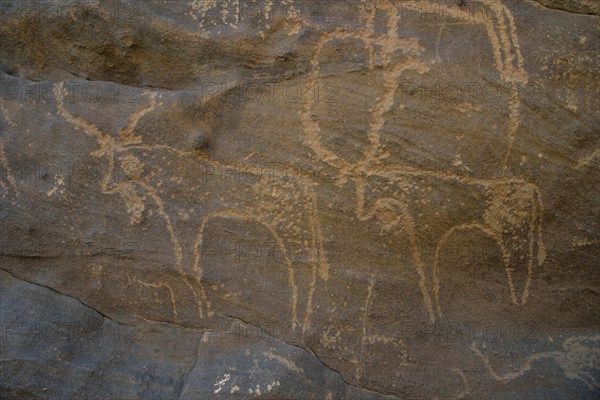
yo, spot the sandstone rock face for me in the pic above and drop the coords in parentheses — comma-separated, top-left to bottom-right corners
(1, 1, 599, 399)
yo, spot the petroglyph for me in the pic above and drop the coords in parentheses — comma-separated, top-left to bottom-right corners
(472, 335, 600, 390)
(301, 0, 545, 323)
(299, 4, 547, 391)
(263, 350, 304, 373)
(430, 369, 470, 400)
(53, 82, 329, 331)
(127, 274, 179, 321)
(356, 275, 376, 382)
(576, 148, 600, 169)
(397, 0, 528, 167)
(449, 368, 470, 400)
(49, 1, 549, 393)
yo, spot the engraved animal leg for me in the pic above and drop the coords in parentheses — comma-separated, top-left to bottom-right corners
(433, 222, 515, 317)
(301, 186, 329, 335)
(520, 184, 545, 305)
(193, 209, 299, 328)
(360, 195, 435, 322)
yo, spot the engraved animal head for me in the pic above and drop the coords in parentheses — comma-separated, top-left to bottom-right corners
(301, 0, 528, 181)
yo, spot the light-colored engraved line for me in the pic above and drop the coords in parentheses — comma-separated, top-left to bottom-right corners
(302, 3, 529, 182)
(397, 1, 527, 84)
(283, 0, 302, 35)
(361, 57, 429, 170)
(523, 187, 538, 303)
(0, 143, 19, 196)
(483, 3, 526, 166)
(356, 274, 376, 381)
(301, 28, 360, 177)
(471, 341, 555, 382)
(54, 82, 207, 319)
(435, 20, 447, 63)
(190, 0, 217, 17)
(473, 334, 600, 388)
(113, 188, 202, 319)
(302, 185, 328, 335)
(494, 5, 516, 76)
(128, 275, 178, 321)
(576, 148, 600, 169)
(117, 141, 322, 189)
(134, 178, 201, 317)
(357, 6, 472, 176)
(450, 368, 470, 400)
(494, 2, 527, 82)
(233, 0, 240, 28)
(59, 90, 185, 273)
(536, 208, 546, 267)
(309, 187, 329, 281)
(364, 334, 404, 346)
(373, 165, 546, 297)
(521, 205, 541, 305)
(192, 208, 298, 327)
(265, 0, 272, 21)
(360, 0, 376, 70)
(118, 92, 157, 141)
(101, 149, 116, 193)
(137, 181, 184, 269)
(502, 82, 521, 167)
(301, 1, 543, 324)
(116, 144, 199, 161)
(396, 1, 527, 165)
(371, 163, 526, 187)
(398, 0, 508, 76)
(263, 350, 304, 373)
(301, 26, 423, 181)
(383, 2, 399, 61)
(55, 83, 185, 269)
(181, 275, 207, 320)
(54, 82, 112, 146)
(355, 179, 435, 321)
(57, 80, 323, 324)
(559, 335, 600, 390)
(433, 223, 515, 317)
(493, 7, 524, 164)
(113, 146, 325, 326)
(250, 175, 315, 330)
(485, 2, 527, 165)
(521, 183, 545, 304)
(118, 142, 317, 185)
(0, 99, 16, 127)
(482, 181, 546, 305)
(501, 2, 525, 76)
(481, 11, 505, 81)
(394, 200, 436, 322)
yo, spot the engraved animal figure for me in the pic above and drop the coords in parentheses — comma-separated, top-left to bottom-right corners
(472, 335, 600, 391)
(301, 0, 545, 323)
(53, 83, 328, 332)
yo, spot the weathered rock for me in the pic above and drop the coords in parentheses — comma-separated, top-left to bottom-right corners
(1, 1, 599, 399)
(531, 0, 599, 14)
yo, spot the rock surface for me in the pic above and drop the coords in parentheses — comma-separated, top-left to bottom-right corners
(1, 1, 599, 399)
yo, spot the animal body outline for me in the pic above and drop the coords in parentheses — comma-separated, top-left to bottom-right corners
(299, 1, 547, 390)
(51, 0, 549, 396)
(301, 0, 545, 321)
(52, 82, 329, 333)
